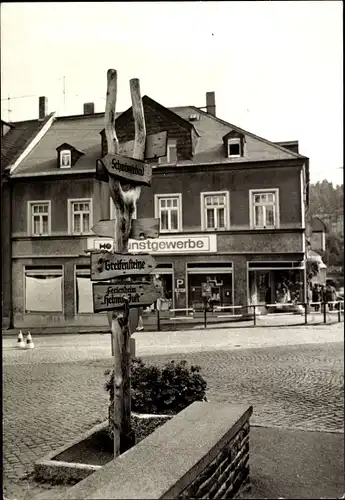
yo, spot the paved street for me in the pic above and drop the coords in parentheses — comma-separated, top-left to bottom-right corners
(2, 323, 344, 499)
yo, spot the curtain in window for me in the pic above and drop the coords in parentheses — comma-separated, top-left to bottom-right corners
(25, 276, 62, 312)
(76, 277, 94, 313)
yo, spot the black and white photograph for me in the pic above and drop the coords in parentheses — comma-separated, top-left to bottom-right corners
(1, 2, 343, 499)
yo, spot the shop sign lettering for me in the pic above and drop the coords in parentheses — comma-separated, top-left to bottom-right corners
(128, 234, 217, 254)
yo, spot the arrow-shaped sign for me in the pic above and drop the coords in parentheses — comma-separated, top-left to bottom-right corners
(97, 153, 152, 186)
(93, 281, 161, 312)
(90, 252, 157, 281)
(118, 131, 168, 160)
(91, 218, 160, 240)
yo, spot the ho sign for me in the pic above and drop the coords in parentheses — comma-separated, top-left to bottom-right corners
(87, 238, 114, 252)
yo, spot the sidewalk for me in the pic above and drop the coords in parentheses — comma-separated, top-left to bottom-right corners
(3, 322, 343, 364)
(248, 425, 344, 499)
(2, 310, 343, 337)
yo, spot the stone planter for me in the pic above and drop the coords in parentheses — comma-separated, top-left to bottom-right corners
(34, 412, 173, 485)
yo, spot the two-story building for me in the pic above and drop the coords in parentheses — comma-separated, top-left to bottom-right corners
(1, 107, 55, 329)
(7, 92, 309, 330)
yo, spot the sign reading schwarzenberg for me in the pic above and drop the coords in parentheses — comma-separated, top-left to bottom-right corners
(98, 153, 152, 186)
(91, 252, 156, 281)
(93, 282, 161, 312)
(128, 234, 217, 254)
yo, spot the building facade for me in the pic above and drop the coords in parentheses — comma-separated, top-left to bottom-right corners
(7, 93, 309, 329)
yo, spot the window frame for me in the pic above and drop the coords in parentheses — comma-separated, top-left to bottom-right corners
(158, 139, 177, 165)
(27, 200, 51, 236)
(68, 198, 93, 235)
(154, 193, 182, 233)
(200, 191, 230, 231)
(60, 149, 72, 168)
(227, 138, 241, 158)
(249, 188, 280, 229)
(24, 265, 64, 314)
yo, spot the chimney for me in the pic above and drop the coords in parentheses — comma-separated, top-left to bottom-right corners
(206, 91, 216, 117)
(39, 96, 48, 120)
(83, 102, 95, 115)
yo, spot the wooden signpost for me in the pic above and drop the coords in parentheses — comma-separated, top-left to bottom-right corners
(92, 69, 163, 458)
(91, 252, 157, 281)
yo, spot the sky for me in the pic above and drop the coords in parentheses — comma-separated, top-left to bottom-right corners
(1, 1, 343, 185)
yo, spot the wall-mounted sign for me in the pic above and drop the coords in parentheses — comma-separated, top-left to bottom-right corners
(87, 238, 114, 252)
(90, 252, 157, 281)
(93, 282, 161, 312)
(128, 234, 217, 255)
(176, 278, 185, 289)
(96, 153, 152, 186)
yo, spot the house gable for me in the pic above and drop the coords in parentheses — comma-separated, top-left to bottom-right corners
(100, 95, 198, 161)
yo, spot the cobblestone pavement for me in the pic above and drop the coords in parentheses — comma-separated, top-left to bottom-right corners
(2, 324, 344, 499)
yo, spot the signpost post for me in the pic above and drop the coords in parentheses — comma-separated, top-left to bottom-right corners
(92, 69, 165, 458)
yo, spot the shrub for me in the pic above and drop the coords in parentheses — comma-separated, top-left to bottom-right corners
(105, 357, 208, 415)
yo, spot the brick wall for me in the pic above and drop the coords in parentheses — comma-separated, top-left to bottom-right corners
(177, 422, 250, 499)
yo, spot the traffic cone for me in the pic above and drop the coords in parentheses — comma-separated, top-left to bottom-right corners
(26, 332, 35, 349)
(17, 330, 26, 349)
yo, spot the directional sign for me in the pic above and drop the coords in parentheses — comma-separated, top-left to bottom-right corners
(92, 218, 160, 240)
(91, 252, 157, 281)
(119, 131, 168, 160)
(97, 153, 152, 186)
(93, 282, 161, 312)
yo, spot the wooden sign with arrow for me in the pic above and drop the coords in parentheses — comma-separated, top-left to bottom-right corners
(91, 218, 160, 240)
(93, 281, 161, 312)
(119, 131, 168, 160)
(96, 153, 152, 185)
(90, 252, 157, 281)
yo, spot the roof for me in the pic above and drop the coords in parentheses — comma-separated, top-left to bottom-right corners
(1, 114, 54, 174)
(9, 97, 307, 178)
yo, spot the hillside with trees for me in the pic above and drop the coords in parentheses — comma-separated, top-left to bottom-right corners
(308, 180, 343, 284)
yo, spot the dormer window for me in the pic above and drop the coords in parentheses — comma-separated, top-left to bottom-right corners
(228, 138, 241, 158)
(60, 150, 72, 168)
(56, 143, 84, 169)
(223, 131, 245, 159)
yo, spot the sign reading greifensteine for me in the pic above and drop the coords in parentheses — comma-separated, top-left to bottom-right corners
(90, 252, 157, 281)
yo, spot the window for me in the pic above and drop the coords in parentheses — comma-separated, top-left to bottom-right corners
(60, 149, 72, 168)
(228, 138, 241, 158)
(68, 199, 92, 234)
(158, 139, 177, 164)
(110, 198, 137, 219)
(75, 266, 94, 314)
(24, 266, 63, 313)
(154, 194, 182, 232)
(250, 189, 279, 229)
(201, 192, 230, 230)
(28, 201, 51, 236)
